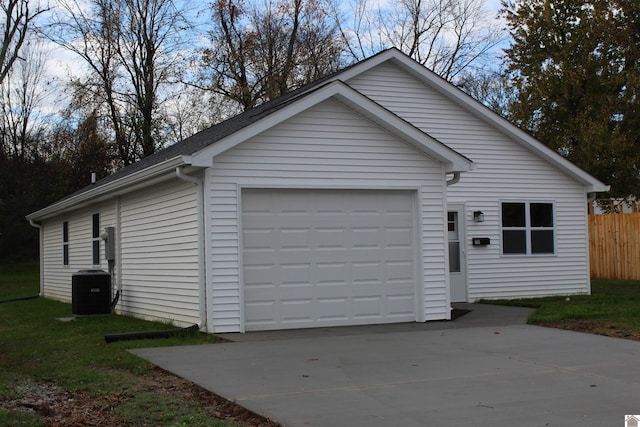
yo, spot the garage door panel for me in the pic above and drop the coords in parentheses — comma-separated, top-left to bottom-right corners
(242, 189, 417, 331)
(317, 299, 349, 321)
(280, 300, 313, 321)
(387, 295, 416, 315)
(244, 302, 277, 327)
(353, 297, 383, 319)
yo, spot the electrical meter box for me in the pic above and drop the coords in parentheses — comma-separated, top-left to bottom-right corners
(103, 227, 115, 261)
(71, 270, 111, 315)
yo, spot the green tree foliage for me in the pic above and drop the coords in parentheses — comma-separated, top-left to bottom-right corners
(0, 112, 111, 262)
(502, 0, 640, 197)
(50, 111, 114, 190)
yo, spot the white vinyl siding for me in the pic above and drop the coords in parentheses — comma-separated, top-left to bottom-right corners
(347, 63, 591, 300)
(118, 179, 200, 326)
(41, 202, 116, 302)
(40, 179, 200, 326)
(206, 98, 448, 333)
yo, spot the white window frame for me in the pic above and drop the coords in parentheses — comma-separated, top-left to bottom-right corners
(500, 201, 556, 256)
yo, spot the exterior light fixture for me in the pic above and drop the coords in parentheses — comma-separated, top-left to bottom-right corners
(473, 211, 484, 223)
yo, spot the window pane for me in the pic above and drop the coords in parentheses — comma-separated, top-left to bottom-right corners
(530, 203, 553, 227)
(503, 230, 526, 254)
(92, 213, 100, 238)
(502, 203, 525, 227)
(63, 222, 69, 266)
(531, 230, 554, 254)
(448, 211, 458, 237)
(448, 241, 460, 272)
(92, 240, 100, 265)
(447, 212, 456, 232)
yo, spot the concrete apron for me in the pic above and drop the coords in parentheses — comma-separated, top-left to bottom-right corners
(132, 305, 640, 427)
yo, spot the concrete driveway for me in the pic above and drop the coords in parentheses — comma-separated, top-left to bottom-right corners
(132, 304, 640, 427)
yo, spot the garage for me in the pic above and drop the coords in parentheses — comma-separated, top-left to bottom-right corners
(241, 189, 418, 331)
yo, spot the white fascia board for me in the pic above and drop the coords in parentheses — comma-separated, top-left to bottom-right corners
(184, 81, 474, 174)
(337, 49, 610, 193)
(26, 156, 185, 221)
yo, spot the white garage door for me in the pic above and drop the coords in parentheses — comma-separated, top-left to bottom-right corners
(241, 189, 417, 331)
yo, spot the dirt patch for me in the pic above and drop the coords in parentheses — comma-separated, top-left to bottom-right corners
(537, 320, 640, 341)
(1, 368, 281, 426)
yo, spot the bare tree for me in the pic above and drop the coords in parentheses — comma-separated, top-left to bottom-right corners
(201, 0, 345, 111)
(160, 86, 235, 143)
(333, 0, 503, 82)
(0, 0, 47, 86)
(47, 0, 189, 166)
(49, 0, 132, 164)
(0, 41, 49, 161)
(117, 0, 188, 157)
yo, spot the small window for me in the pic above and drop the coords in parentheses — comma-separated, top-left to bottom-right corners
(92, 213, 100, 265)
(63, 221, 69, 266)
(447, 211, 461, 273)
(501, 202, 555, 255)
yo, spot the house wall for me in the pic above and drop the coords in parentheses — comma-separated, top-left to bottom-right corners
(40, 178, 201, 326)
(118, 179, 200, 325)
(347, 62, 591, 299)
(205, 98, 449, 333)
(41, 201, 116, 302)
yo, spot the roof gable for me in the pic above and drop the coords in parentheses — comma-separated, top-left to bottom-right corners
(331, 48, 609, 193)
(184, 80, 473, 174)
(27, 47, 607, 221)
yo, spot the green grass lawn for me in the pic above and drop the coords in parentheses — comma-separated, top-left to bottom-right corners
(480, 278, 640, 339)
(0, 264, 239, 426)
(3, 264, 639, 425)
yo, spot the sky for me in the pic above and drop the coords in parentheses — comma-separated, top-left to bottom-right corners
(33, 0, 509, 124)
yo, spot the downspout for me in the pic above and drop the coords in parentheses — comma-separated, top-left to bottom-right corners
(28, 220, 44, 296)
(110, 197, 123, 309)
(176, 166, 207, 330)
(446, 172, 461, 186)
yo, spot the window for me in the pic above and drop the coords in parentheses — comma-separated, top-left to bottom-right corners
(501, 202, 555, 255)
(448, 211, 461, 272)
(92, 213, 100, 265)
(63, 221, 69, 266)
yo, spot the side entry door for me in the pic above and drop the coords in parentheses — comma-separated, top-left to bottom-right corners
(448, 205, 467, 302)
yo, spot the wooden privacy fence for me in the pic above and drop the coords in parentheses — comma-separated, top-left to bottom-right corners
(589, 213, 640, 280)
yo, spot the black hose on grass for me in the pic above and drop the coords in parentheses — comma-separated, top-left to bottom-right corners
(110, 290, 120, 309)
(0, 295, 39, 304)
(104, 324, 199, 344)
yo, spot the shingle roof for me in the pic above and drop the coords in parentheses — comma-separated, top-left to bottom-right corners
(55, 48, 390, 204)
(65, 77, 337, 200)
